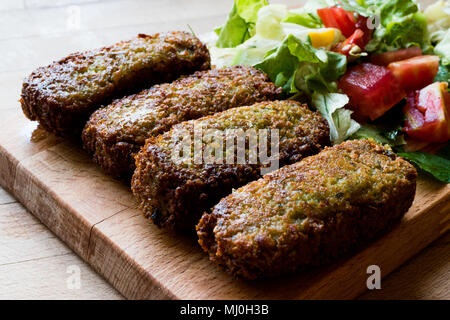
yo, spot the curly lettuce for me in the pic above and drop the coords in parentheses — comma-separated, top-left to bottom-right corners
(363, 0, 432, 53)
(424, 0, 450, 44)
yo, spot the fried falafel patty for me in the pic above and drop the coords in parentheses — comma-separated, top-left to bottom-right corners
(132, 100, 330, 231)
(197, 140, 417, 279)
(21, 31, 210, 137)
(82, 66, 282, 179)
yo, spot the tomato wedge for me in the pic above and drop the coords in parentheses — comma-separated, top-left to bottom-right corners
(388, 55, 440, 91)
(404, 82, 450, 143)
(338, 63, 405, 121)
(333, 29, 365, 56)
(317, 7, 356, 37)
(371, 47, 422, 66)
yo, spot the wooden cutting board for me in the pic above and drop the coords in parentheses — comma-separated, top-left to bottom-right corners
(0, 0, 448, 299)
(0, 105, 448, 299)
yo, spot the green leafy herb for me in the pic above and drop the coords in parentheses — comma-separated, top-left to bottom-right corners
(398, 148, 450, 183)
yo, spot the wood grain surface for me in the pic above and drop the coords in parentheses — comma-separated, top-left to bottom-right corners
(0, 187, 122, 299)
(0, 0, 448, 300)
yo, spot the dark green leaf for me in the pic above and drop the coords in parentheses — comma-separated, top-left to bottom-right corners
(398, 150, 450, 183)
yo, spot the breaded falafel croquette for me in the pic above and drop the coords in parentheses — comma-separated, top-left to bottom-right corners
(132, 100, 330, 231)
(197, 140, 417, 279)
(82, 66, 282, 179)
(21, 31, 210, 137)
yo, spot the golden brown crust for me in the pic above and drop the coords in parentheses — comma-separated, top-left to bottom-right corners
(82, 66, 282, 180)
(132, 100, 330, 231)
(197, 139, 418, 279)
(21, 31, 210, 137)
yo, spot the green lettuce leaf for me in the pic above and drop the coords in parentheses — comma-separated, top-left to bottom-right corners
(216, 0, 268, 48)
(424, 0, 450, 44)
(434, 29, 450, 65)
(336, 0, 372, 16)
(366, 13, 430, 52)
(254, 4, 288, 40)
(254, 34, 347, 94)
(283, 10, 323, 28)
(254, 34, 321, 92)
(253, 35, 353, 142)
(212, 3, 344, 67)
(312, 92, 360, 143)
(237, 0, 268, 22)
(362, 0, 431, 53)
(230, 37, 280, 67)
(377, 0, 418, 25)
(296, 50, 347, 94)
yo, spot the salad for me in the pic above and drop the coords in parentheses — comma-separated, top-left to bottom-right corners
(203, 0, 450, 182)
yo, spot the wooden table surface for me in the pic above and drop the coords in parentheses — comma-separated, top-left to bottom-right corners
(0, 0, 448, 300)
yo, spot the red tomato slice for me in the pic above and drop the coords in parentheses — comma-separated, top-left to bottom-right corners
(334, 29, 365, 56)
(370, 47, 423, 66)
(404, 82, 450, 143)
(388, 55, 440, 91)
(338, 63, 405, 121)
(317, 7, 356, 37)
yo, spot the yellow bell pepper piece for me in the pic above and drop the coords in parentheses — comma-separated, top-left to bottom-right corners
(309, 29, 337, 48)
